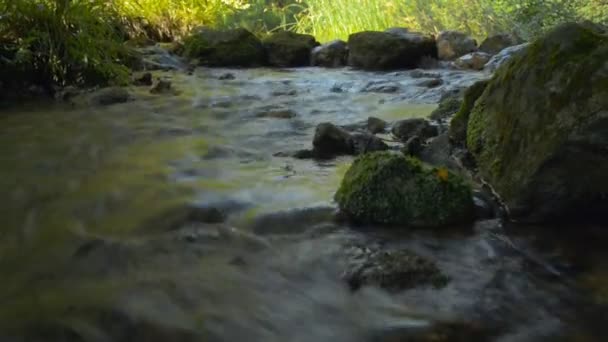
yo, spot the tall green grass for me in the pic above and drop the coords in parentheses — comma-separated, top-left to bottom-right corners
(0, 0, 133, 88)
(292, 0, 406, 42)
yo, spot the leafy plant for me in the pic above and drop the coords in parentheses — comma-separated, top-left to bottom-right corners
(0, 0, 132, 88)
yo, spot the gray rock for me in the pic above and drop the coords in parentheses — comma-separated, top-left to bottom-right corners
(183, 27, 266, 67)
(312, 122, 388, 158)
(392, 118, 438, 142)
(484, 43, 529, 72)
(149, 79, 174, 94)
(401, 135, 423, 157)
(133, 72, 153, 86)
(416, 78, 443, 88)
(467, 22, 608, 221)
(312, 122, 354, 158)
(367, 116, 388, 134)
(437, 30, 477, 60)
(343, 246, 448, 291)
(348, 31, 437, 70)
(454, 52, 492, 70)
(263, 31, 319, 67)
(88, 87, 130, 106)
(479, 33, 521, 55)
(255, 109, 297, 119)
(351, 133, 389, 155)
(311, 40, 348, 67)
(361, 81, 401, 93)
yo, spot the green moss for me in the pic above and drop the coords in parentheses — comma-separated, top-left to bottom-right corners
(465, 22, 608, 215)
(449, 79, 489, 146)
(429, 96, 462, 121)
(183, 28, 266, 67)
(335, 152, 474, 227)
(262, 31, 318, 67)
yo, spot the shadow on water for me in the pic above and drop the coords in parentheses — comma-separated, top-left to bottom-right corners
(1, 67, 606, 341)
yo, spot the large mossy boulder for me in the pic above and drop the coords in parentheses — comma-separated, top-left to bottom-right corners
(335, 152, 475, 227)
(263, 31, 319, 67)
(347, 31, 437, 70)
(466, 22, 608, 222)
(182, 28, 265, 67)
(449, 80, 489, 146)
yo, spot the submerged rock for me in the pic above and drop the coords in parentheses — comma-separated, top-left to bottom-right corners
(255, 109, 297, 119)
(455, 52, 492, 70)
(183, 27, 265, 67)
(88, 87, 130, 106)
(335, 152, 475, 226)
(133, 72, 153, 86)
(479, 33, 521, 55)
(311, 39, 348, 67)
(437, 31, 477, 60)
(343, 246, 448, 291)
(361, 81, 401, 93)
(263, 31, 319, 67)
(392, 118, 438, 142)
(466, 22, 608, 222)
(347, 31, 437, 70)
(149, 79, 174, 95)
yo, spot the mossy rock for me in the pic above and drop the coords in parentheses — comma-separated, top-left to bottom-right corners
(429, 95, 463, 121)
(448, 80, 489, 146)
(335, 152, 474, 227)
(262, 31, 318, 67)
(466, 22, 608, 221)
(347, 31, 437, 70)
(182, 28, 265, 67)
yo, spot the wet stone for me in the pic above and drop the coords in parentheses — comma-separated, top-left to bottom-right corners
(343, 246, 449, 291)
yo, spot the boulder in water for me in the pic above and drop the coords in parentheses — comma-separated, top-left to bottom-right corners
(391, 118, 438, 142)
(466, 22, 608, 221)
(483, 43, 529, 72)
(455, 52, 492, 70)
(367, 116, 388, 134)
(88, 87, 131, 106)
(311, 39, 348, 67)
(479, 33, 521, 55)
(347, 31, 437, 70)
(437, 31, 477, 60)
(335, 152, 475, 226)
(312, 122, 388, 159)
(182, 28, 265, 67)
(263, 31, 319, 67)
(343, 246, 448, 291)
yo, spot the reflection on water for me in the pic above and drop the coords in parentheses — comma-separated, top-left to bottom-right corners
(2, 67, 606, 341)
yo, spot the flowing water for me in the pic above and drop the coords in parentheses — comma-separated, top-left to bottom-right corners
(1, 67, 607, 342)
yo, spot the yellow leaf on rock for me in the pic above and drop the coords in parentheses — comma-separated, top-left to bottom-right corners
(436, 167, 449, 182)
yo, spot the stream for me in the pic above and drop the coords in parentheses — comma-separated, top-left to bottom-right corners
(1, 67, 608, 342)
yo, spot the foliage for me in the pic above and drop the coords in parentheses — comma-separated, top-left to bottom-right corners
(0, 0, 133, 88)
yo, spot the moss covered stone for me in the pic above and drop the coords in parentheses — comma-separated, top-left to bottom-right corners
(466, 22, 608, 221)
(182, 28, 265, 67)
(335, 152, 474, 227)
(262, 31, 319, 67)
(347, 31, 437, 70)
(448, 80, 489, 146)
(429, 95, 462, 121)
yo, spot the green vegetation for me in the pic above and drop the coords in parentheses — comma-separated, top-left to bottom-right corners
(335, 152, 474, 227)
(1, 0, 607, 91)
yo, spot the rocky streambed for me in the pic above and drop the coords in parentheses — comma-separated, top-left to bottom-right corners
(2, 23, 608, 342)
